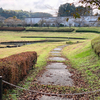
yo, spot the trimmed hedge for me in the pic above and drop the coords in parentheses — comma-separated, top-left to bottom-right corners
(0, 51, 37, 88)
(26, 28, 74, 32)
(91, 36, 100, 55)
(76, 28, 100, 33)
(0, 27, 25, 31)
(76, 30, 100, 33)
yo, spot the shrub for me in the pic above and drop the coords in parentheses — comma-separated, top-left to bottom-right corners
(91, 36, 100, 56)
(26, 28, 74, 32)
(60, 24, 64, 27)
(76, 28, 100, 33)
(34, 23, 39, 27)
(17, 24, 22, 27)
(66, 41, 73, 44)
(0, 51, 37, 88)
(76, 30, 99, 33)
(0, 27, 25, 31)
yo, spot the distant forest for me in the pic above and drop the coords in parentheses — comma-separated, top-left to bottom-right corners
(0, 8, 53, 20)
(58, 3, 93, 17)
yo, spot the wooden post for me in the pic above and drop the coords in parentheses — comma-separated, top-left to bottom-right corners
(68, 37, 69, 41)
(0, 76, 2, 100)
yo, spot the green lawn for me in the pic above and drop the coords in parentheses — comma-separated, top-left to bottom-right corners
(0, 30, 98, 58)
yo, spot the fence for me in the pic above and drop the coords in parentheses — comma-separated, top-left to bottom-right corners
(0, 76, 2, 100)
(0, 76, 100, 100)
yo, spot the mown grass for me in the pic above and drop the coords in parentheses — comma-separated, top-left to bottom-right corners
(0, 31, 98, 58)
(0, 33, 93, 50)
(0, 31, 45, 42)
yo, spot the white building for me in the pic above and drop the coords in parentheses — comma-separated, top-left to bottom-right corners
(24, 16, 99, 27)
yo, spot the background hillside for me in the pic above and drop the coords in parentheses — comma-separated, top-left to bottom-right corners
(0, 8, 53, 19)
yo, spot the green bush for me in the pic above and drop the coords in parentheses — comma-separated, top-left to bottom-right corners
(91, 36, 100, 55)
(26, 28, 74, 32)
(60, 24, 64, 27)
(34, 23, 39, 27)
(66, 41, 73, 44)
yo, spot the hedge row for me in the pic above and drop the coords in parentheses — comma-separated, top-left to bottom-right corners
(26, 28, 74, 32)
(91, 36, 100, 56)
(0, 27, 74, 32)
(0, 27, 25, 31)
(76, 29, 100, 33)
(0, 51, 37, 88)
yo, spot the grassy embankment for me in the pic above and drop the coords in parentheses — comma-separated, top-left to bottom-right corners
(62, 27, 100, 99)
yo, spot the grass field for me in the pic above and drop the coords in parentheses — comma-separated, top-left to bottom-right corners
(1, 27, 100, 99)
(0, 30, 98, 58)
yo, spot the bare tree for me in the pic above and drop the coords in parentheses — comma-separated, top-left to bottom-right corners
(79, 0, 100, 9)
(73, 16, 86, 27)
(38, 18, 45, 27)
(95, 20, 100, 27)
(30, 18, 34, 28)
(54, 17, 63, 28)
(79, 0, 100, 20)
(0, 15, 6, 27)
(4, 16, 22, 27)
(45, 20, 51, 29)
(22, 20, 26, 28)
(4, 17, 13, 27)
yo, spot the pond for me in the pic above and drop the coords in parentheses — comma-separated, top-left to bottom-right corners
(0, 40, 47, 48)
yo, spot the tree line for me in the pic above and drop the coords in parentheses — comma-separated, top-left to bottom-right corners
(58, 3, 93, 17)
(0, 8, 53, 20)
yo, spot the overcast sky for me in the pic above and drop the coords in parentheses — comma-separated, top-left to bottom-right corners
(0, 0, 79, 16)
